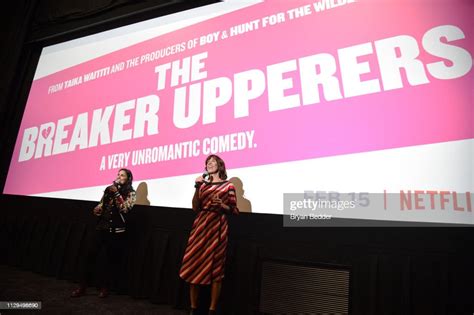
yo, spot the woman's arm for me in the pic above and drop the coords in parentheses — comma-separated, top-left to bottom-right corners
(226, 188, 239, 215)
(211, 184, 239, 215)
(192, 184, 201, 212)
(93, 194, 105, 216)
(192, 175, 205, 212)
(113, 190, 136, 213)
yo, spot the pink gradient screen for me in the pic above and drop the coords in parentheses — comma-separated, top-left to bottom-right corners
(3, 0, 473, 196)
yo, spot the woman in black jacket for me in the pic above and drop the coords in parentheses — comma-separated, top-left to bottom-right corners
(71, 168, 136, 298)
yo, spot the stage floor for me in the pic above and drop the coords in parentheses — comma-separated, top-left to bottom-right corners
(0, 264, 187, 315)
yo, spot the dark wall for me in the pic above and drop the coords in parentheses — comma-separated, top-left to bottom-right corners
(0, 1, 473, 315)
(1, 194, 473, 314)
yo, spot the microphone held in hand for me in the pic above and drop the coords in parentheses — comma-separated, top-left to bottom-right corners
(195, 172, 209, 189)
(202, 171, 213, 183)
(113, 179, 122, 190)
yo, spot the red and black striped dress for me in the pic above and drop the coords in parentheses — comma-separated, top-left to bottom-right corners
(179, 181, 239, 285)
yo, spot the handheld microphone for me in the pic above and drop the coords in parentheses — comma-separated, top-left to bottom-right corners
(202, 171, 211, 183)
(113, 179, 122, 189)
(195, 171, 209, 189)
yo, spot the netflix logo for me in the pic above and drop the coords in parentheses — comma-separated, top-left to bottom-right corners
(394, 191, 472, 211)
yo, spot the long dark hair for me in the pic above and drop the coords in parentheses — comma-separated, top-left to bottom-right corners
(205, 155, 227, 180)
(119, 168, 134, 193)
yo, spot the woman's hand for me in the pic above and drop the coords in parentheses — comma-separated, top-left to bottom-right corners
(93, 205, 102, 216)
(194, 175, 205, 189)
(106, 184, 118, 194)
(210, 195, 230, 210)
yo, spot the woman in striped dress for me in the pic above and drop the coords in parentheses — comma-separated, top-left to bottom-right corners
(180, 155, 239, 315)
